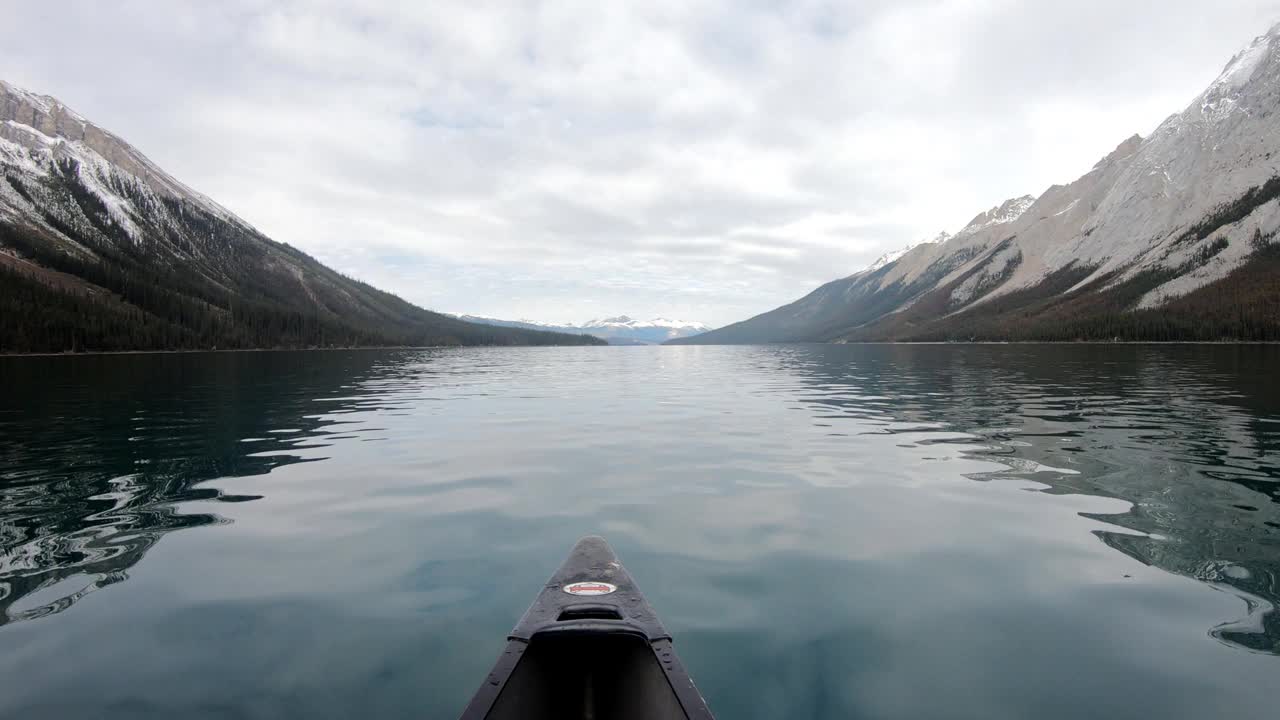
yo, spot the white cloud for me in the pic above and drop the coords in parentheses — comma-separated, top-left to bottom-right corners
(3, 0, 1278, 325)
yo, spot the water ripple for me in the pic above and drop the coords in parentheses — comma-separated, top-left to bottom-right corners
(0, 345, 1277, 718)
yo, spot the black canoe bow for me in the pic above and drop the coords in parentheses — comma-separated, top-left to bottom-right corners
(458, 535, 715, 719)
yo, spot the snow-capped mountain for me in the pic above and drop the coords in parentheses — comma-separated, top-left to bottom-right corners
(456, 314, 712, 344)
(583, 315, 710, 333)
(865, 230, 957, 273)
(677, 24, 1280, 344)
(0, 80, 600, 351)
(0, 81, 245, 232)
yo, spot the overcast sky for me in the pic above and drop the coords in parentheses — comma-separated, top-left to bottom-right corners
(4, 1, 1279, 326)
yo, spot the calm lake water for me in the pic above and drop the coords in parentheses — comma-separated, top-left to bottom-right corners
(1, 345, 1277, 719)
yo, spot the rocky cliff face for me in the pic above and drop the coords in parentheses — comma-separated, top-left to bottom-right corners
(0, 81, 240, 227)
(676, 25, 1280, 344)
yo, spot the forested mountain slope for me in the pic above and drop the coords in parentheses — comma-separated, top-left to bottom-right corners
(0, 80, 600, 353)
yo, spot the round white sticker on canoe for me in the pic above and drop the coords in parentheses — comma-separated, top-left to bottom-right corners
(563, 581, 618, 596)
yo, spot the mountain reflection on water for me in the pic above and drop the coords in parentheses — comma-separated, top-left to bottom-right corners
(0, 345, 1276, 718)
(0, 351, 397, 625)
(769, 344, 1279, 654)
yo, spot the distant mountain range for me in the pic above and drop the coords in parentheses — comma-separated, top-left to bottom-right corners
(0, 81, 601, 353)
(674, 25, 1280, 345)
(455, 315, 711, 345)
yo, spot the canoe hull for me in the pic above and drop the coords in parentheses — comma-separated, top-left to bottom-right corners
(458, 536, 714, 720)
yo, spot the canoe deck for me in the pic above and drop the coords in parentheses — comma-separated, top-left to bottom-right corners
(458, 536, 715, 720)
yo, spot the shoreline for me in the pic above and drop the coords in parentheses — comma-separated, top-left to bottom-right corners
(0, 344, 601, 358)
(828, 340, 1280, 346)
(666, 340, 1280, 347)
(3, 340, 1279, 357)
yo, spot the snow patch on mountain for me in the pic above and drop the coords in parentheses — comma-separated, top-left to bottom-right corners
(865, 232, 951, 274)
(0, 79, 250, 234)
(453, 314, 712, 343)
(1209, 28, 1273, 96)
(581, 315, 711, 332)
(962, 195, 1037, 235)
(680, 23, 1280, 345)
(869, 23, 1280, 312)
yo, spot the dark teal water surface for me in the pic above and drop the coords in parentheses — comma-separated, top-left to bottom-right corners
(1, 345, 1277, 719)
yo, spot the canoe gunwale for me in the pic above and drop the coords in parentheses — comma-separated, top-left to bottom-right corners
(456, 536, 715, 720)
